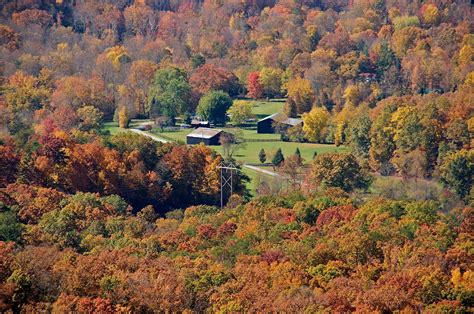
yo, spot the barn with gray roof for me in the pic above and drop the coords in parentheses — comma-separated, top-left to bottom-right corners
(257, 113, 303, 134)
(186, 127, 223, 145)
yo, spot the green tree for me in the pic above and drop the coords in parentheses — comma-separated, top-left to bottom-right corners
(311, 153, 372, 192)
(272, 148, 285, 168)
(0, 210, 24, 242)
(197, 91, 232, 125)
(227, 100, 253, 126)
(147, 67, 191, 120)
(260, 67, 283, 98)
(191, 54, 205, 68)
(390, 106, 423, 151)
(439, 150, 474, 201)
(349, 113, 372, 158)
(259, 149, 267, 164)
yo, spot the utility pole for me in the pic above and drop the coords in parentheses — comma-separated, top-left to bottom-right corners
(218, 161, 239, 209)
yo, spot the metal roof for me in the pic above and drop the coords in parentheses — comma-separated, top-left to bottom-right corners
(257, 112, 282, 123)
(191, 119, 209, 124)
(187, 127, 223, 139)
(258, 112, 302, 126)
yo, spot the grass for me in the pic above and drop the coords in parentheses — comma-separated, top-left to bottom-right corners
(214, 141, 347, 164)
(248, 99, 285, 119)
(151, 128, 189, 142)
(241, 166, 268, 196)
(102, 122, 127, 135)
(152, 127, 281, 142)
(101, 120, 147, 136)
(152, 127, 346, 165)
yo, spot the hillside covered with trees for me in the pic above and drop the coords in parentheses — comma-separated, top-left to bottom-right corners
(0, 0, 473, 312)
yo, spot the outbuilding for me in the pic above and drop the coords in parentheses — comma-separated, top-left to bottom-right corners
(257, 113, 303, 134)
(190, 119, 210, 128)
(186, 127, 223, 146)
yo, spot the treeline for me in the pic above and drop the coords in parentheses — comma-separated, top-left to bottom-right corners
(0, 130, 248, 210)
(0, 187, 472, 312)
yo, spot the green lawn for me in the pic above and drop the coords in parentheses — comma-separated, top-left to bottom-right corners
(151, 128, 190, 142)
(102, 119, 152, 133)
(241, 166, 272, 196)
(247, 99, 285, 119)
(102, 122, 128, 135)
(151, 125, 346, 165)
(214, 141, 346, 164)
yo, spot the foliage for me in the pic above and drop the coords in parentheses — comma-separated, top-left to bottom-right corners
(302, 107, 330, 143)
(247, 72, 264, 99)
(227, 100, 253, 126)
(439, 150, 474, 201)
(272, 148, 285, 167)
(196, 91, 232, 125)
(309, 153, 372, 192)
(147, 67, 191, 120)
(285, 77, 314, 114)
(0, 0, 473, 311)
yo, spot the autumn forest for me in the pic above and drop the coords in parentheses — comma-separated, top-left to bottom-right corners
(0, 0, 473, 312)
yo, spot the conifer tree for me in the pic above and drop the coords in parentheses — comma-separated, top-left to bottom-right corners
(272, 148, 285, 168)
(259, 149, 267, 164)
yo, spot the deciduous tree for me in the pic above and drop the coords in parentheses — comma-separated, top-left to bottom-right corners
(196, 91, 232, 125)
(302, 107, 329, 143)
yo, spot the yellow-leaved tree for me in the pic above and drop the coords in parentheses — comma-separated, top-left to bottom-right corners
(302, 107, 330, 143)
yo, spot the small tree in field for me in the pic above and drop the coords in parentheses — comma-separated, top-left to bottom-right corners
(272, 148, 285, 169)
(259, 149, 267, 164)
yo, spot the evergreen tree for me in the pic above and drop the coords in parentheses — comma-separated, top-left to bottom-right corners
(272, 148, 285, 168)
(284, 99, 298, 118)
(259, 149, 267, 164)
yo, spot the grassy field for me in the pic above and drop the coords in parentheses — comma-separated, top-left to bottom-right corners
(241, 166, 272, 196)
(152, 127, 281, 142)
(102, 120, 146, 136)
(248, 99, 285, 119)
(102, 122, 127, 135)
(150, 125, 346, 164)
(214, 141, 346, 164)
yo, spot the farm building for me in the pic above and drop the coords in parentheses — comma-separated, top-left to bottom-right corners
(257, 113, 303, 134)
(186, 127, 223, 145)
(190, 119, 210, 128)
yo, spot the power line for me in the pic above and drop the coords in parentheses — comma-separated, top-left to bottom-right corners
(218, 161, 239, 209)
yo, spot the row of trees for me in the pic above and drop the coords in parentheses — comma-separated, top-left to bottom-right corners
(0, 128, 249, 211)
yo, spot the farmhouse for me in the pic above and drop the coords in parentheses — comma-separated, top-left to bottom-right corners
(186, 127, 223, 145)
(257, 112, 303, 134)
